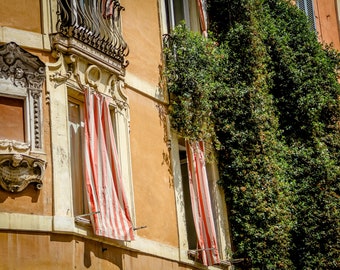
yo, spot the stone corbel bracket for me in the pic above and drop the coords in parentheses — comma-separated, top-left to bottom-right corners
(0, 154, 47, 193)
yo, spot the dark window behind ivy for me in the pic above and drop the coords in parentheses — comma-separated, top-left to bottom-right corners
(296, 0, 316, 30)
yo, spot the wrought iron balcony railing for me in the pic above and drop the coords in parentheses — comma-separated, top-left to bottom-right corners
(56, 0, 128, 66)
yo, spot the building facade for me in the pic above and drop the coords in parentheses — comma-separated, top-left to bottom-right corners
(0, 1, 339, 269)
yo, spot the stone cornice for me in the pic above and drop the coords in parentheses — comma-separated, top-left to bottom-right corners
(51, 33, 125, 78)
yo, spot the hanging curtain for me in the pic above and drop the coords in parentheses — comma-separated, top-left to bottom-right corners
(196, 0, 208, 37)
(84, 88, 134, 241)
(186, 140, 220, 266)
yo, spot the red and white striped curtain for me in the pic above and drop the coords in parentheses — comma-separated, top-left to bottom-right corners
(84, 88, 134, 241)
(186, 140, 220, 266)
(196, 0, 208, 37)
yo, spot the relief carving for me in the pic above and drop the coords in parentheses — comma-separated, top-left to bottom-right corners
(0, 139, 30, 152)
(0, 42, 46, 151)
(109, 76, 128, 111)
(0, 154, 47, 193)
(0, 42, 45, 90)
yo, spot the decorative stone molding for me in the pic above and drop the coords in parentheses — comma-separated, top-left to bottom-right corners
(0, 42, 45, 90)
(49, 53, 129, 114)
(0, 154, 47, 193)
(85, 65, 102, 89)
(51, 34, 126, 77)
(0, 42, 46, 151)
(109, 75, 129, 112)
(0, 140, 30, 152)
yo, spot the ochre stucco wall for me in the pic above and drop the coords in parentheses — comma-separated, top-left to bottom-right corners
(0, 0, 41, 33)
(0, 231, 196, 270)
(120, 0, 179, 247)
(121, 0, 163, 87)
(128, 89, 179, 247)
(314, 0, 340, 50)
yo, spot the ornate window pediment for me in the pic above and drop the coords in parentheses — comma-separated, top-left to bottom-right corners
(0, 42, 46, 192)
(0, 42, 45, 152)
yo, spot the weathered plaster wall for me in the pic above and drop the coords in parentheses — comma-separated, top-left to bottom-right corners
(128, 89, 179, 247)
(120, 0, 179, 247)
(121, 0, 163, 89)
(314, 0, 340, 50)
(0, 231, 196, 270)
(0, 0, 41, 33)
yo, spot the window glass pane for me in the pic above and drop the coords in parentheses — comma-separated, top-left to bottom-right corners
(178, 138, 198, 250)
(68, 100, 88, 216)
(173, 0, 185, 25)
(180, 154, 198, 250)
(0, 96, 25, 142)
(188, 0, 200, 32)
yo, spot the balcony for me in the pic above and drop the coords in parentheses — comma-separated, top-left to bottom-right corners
(52, 0, 129, 75)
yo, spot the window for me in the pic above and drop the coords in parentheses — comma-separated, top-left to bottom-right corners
(66, 87, 134, 241)
(177, 138, 227, 266)
(0, 42, 45, 153)
(68, 98, 88, 220)
(0, 96, 26, 142)
(179, 144, 197, 250)
(296, 0, 316, 30)
(0, 42, 46, 193)
(165, 0, 202, 33)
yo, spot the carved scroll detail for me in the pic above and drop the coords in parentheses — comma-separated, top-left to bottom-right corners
(0, 154, 47, 193)
(0, 139, 30, 152)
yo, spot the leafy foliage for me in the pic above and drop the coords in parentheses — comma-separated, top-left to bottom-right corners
(163, 24, 219, 142)
(163, 0, 340, 269)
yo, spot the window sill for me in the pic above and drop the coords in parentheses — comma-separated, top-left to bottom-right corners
(0, 212, 226, 269)
(0, 212, 52, 232)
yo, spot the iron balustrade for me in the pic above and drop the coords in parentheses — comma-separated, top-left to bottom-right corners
(56, 0, 129, 65)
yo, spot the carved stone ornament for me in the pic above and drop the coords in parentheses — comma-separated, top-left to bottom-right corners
(0, 154, 47, 193)
(0, 42, 46, 150)
(0, 42, 45, 90)
(0, 139, 30, 152)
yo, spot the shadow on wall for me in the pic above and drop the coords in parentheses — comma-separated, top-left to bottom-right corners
(0, 184, 40, 203)
(50, 233, 135, 269)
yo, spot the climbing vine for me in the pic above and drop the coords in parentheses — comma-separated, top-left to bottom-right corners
(163, 0, 340, 269)
(163, 25, 219, 142)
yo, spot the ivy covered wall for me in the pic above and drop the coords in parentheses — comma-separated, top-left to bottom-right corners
(163, 0, 340, 269)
